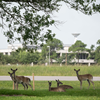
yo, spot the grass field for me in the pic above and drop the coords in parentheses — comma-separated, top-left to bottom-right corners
(0, 64, 100, 76)
(0, 65, 100, 99)
(0, 81, 100, 100)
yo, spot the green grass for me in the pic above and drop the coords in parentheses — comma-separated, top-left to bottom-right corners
(0, 65, 100, 76)
(0, 65, 100, 99)
(0, 81, 100, 100)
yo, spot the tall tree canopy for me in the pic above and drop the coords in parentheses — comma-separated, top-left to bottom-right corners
(95, 39, 100, 64)
(68, 40, 87, 63)
(42, 38, 63, 64)
(0, 0, 100, 47)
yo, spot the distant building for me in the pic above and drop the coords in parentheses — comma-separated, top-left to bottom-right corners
(26, 45, 42, 52)
(56, 44, 96, 66)
(0, 44, 23, 55)
(0, 44, 42, 55)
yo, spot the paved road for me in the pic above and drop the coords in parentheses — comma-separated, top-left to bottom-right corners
(0, 76, 100, 81)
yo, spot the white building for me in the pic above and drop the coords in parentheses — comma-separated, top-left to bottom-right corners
(0, 44, 42, 55)
(56, 44, 96, 65)
(0, 44, 23, 55)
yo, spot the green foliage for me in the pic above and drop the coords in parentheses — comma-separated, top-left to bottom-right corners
(68, 40, 87, 63)
(56, 55, 65, 64)
(69, 40, 87, 52)
(94, 39, 100, 64)
(97, 39, 100, 46)
(86, 45, 95, 60)
(0, 53, 6, 64)
(0, 0, 100, 47)
(0, 49, 41, 64)
(95, 46, 100, 64)
(67, 53, 76, 63)
(42, 38, 63, 64)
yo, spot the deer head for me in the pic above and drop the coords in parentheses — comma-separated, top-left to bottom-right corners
(56, 79, 63, 87)
(8, 72, 14, 81)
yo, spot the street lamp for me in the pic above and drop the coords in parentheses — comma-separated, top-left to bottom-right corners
(47, 46, 50, 65)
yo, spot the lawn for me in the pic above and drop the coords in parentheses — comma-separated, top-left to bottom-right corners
(0, 81, 100, 100)
(0, 64, 100, 76)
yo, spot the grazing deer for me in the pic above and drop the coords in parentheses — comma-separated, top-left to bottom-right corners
(48, 81, 65, 92)
(74, 69, 95, 89)
(9, 68, 33, 90)
(56, 79, 73, 89)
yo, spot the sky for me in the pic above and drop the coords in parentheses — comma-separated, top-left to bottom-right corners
(0, 2, 100, 49)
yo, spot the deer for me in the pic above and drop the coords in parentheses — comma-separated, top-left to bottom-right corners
(74, 69, 95, 89)
(48, 81, 65, 92)
(8, 68, 33, 90)
(8, 71, 28, 90)
(56, 79, 73, 89)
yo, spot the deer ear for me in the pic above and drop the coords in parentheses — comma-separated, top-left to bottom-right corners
(11, 68, 13, 71)
(74, 69, 76, 71)
(16, 68, 18, 71)
(8, 72, 10, 74)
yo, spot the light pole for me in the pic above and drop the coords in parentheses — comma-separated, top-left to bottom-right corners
(47, 46, 50, 65)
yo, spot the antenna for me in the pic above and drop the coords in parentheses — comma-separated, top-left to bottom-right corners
(72, 33, 80, 43)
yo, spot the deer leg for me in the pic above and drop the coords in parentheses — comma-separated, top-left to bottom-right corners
(16, 83, 18, 90)
(22, 83, 26, 90)
(25, 84, 28, 90)
(90, 80, 95, 89)
(27, 83, 33, 90)
(15, 83, 17, 90)
(87, 79, 90, 89)
(14, 82, 16, 90)
(80, 81, 82, 89)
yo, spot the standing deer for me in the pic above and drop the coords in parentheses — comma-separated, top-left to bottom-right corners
(8, 71, 28, 90)
(9, 68, 33, 90)
(56, 79, 73, 89)
(48, 81, 65, 92)
(74, 69, 95, 89)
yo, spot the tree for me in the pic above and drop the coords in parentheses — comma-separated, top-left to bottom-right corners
(68, 40, 87, 64)
(55, 54, 65, 66)
(95, 39, 100, 64)
(86, 45, 95, 59)
(0, 53, 6, 64)
(97, 39, 100, 46)
(0, 0, 100, 47)
(42, 38, 63, 64)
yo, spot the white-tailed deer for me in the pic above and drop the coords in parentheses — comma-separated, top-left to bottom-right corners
(74, 69, 95, 89)
(8, 71, 27, 90)
(48, 81, 65, 92)
(8, 68, 33, 90)
(56, 79, 73, 89)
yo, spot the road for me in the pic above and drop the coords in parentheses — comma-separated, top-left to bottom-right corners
(0, 76, 100, 81)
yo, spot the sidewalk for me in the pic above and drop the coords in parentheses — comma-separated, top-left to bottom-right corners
(0, 76, 100, 81)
